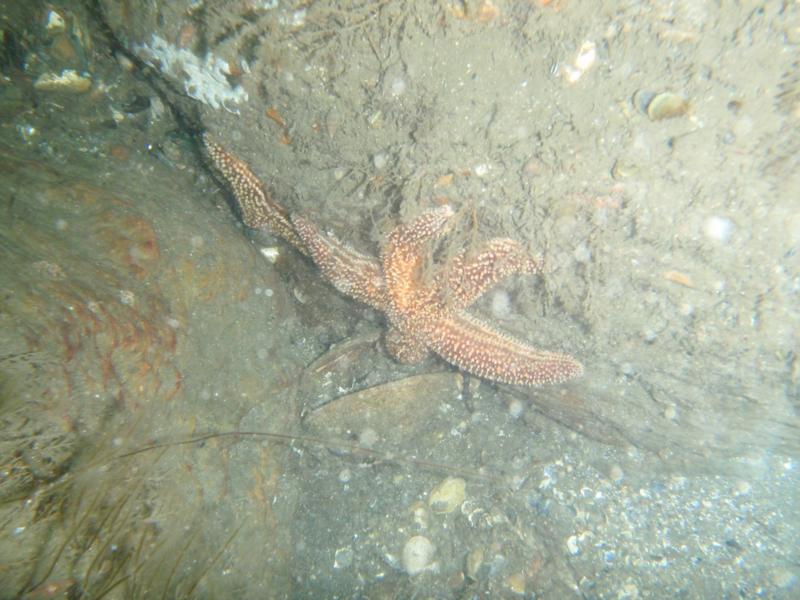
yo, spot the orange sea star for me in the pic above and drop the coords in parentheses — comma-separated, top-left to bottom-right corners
(203, 135, 583, 385)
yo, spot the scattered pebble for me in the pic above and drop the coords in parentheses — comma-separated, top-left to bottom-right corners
(45, 10, 66, 32)
(338, 468, 352, 484)
(573, 242, 591, 263)
(620, 362, 636, 377)
(566, 534, 581, 555)
(618, 582, 640, 599)
(733, 480, 751, 496)
(333, 546, 353, 569)
(663, 269, 694, 288)
(390, 77, 406, 97)
(473, 163, 489, 177)
(119, 289, 135, 306)
(291, 9, 306, 27)
(771, 568, 798, 589)
(402, 535, 435, 576)
(260, 246, 280, 263)
(505, 572, 526, 595)
(411, 501, 430, 529)
(372, 151, 388, 170)
(428, 477, 466, 514)
(292, 287, 309, 304)
(507, 398, 524, 419)
(490, 289, 511, 319)
(465, 548, 484, 580)
(703, 216, 734, 243)
(358, 427, 379, 448)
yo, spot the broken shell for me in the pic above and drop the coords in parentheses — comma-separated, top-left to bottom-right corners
(647, 92, 688, 120)
(632, 90, 656, 114)
(633, 90, 688, 120)
(611, 159, 638, 180)
(34, 70, 92, 93)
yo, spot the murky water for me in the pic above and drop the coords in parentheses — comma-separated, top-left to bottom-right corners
(1, 1, 797, 598)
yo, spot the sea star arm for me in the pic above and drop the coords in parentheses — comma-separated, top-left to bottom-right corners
(203, 135, 308, 254)
(384, 326, 430, 363)
(443, 238, 544, 309)
(381, 205, 454, 318)
(424, 309, 583, 385)
(290, 214, 389, 311)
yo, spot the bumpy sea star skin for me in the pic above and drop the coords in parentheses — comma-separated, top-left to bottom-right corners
(379, 208, 583, 385)
(290, 214, 388, 311)
(203, 134, 308, 254)
(441, 238, 544, 309)
(203, 135, 583, 386)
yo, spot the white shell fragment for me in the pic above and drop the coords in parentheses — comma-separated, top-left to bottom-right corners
(703, 216, 734, 243)
(259, 246, 280, 263)
(34, 70, 92, 94)
(564, 40, 597, 83)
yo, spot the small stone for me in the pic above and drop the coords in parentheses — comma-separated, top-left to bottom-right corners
(45, 10, 66, 32)
(620, 362, 636, 377)
(373, 151, 388, 170)
(618, 582, 639, 599)
(504, 572, 526, 595)
(609, 464, 624, 483)
(573, 242, 591, 263)
(402, 535, 435, 576)
(292, 287, 309, 304)
(566, 534, 581, 555)
(465, 548, 484, 580)
(119, 289, 135, 306)
(390, 77, 406, 97)
(771, 568, 798, 589)
(507, 398, 524, 419)
(411, 501, 430, 529)
(428, 477, 466, 514)
(703, 216, 734, 243)
(260, 246, 280, 263)
(333, 546, 353, 569)
(490, 289, 511, 319)
(358, 427, 379, 448)
(733, 480, 751, 496)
